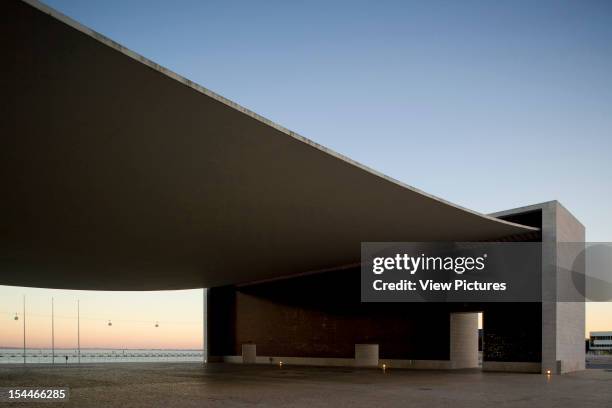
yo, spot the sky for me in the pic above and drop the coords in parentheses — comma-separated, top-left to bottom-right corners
(2, 0, 611, 348)
(0, 287, 203, 350)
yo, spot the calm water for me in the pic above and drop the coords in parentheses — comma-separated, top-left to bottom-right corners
(0, 348, 204, 364)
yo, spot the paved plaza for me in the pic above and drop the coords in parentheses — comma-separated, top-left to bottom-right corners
(1, 363, 611, 407)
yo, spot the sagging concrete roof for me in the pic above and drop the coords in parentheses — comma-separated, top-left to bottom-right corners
(0, 0, 537, 290)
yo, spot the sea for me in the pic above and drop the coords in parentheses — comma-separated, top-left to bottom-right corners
(0, 348, 204, 364)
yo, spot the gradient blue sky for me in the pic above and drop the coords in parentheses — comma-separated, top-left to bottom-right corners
(3, 0, 611, 348)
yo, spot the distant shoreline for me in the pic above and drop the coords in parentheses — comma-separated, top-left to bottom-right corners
(0, 347, 202, 351)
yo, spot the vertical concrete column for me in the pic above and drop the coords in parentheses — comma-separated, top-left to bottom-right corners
(541, 202, 558, 374)
(355, 344, 379, 367)
(450, 313, 479, 369)
(242, 344, 256, 364)
(553, 203, 586, 373)
(541, 201, 586, 374)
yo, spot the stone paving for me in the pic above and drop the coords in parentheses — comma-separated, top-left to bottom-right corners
(1, 362, 611, 407)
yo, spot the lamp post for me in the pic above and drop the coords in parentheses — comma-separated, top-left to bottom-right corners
(51, 297, 55, 365)
(77, 300, 80, 364)
(22, 295, 25, 365)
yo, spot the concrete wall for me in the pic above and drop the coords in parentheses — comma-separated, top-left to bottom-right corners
(222, 355, 454, 369)
(208, 274, 542, 369)
(208, 269, 452, 360)
(555, 204, 586, 373)
(482, 361, 541, 373)
(493, 201, 586, 374)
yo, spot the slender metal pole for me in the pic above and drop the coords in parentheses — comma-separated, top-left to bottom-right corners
(77, 300, 80, 364)
(52, 297, 55, 365)
(203, 288, 208, 365)
(23, 295, 26, 365)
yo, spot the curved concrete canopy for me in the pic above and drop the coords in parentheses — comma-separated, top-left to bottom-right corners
(1, 0, 537, 290)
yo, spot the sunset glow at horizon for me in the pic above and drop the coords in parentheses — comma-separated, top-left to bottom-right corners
(0, 286, 203, 350)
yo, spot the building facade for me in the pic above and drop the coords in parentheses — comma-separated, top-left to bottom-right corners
(4, 0, 587, 375)
(590, 332, 612, 353)
(206, 201, 586, 374)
